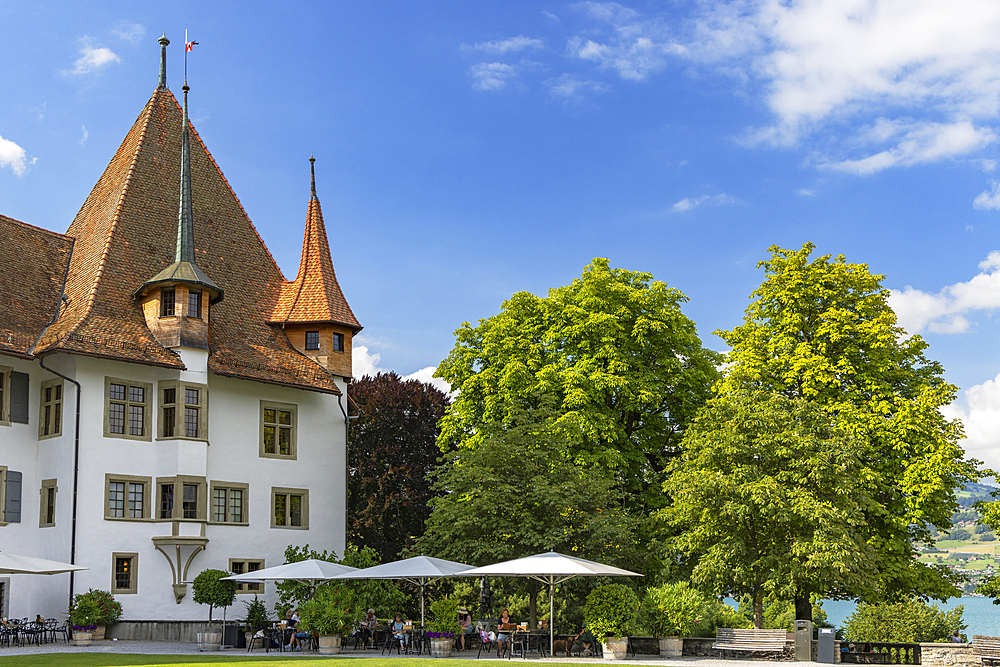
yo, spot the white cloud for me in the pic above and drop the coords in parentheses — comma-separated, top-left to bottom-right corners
(470, 62, 518, 91)
(79, 125, 89, 147)
(889, 251, 1000, 334)
(943, 374, 1000, 469)
(975, 181, 1000, 210)
(0, 135, 31, 176)
(66, 39, 121, 75)
(671, 193, 738, 212)
(797, 188, 817, 196)
(402, 366, 453, 396)
(467, 35, 544, 54)
(111, 21, 146, 44)
(352, 345, 383, 379)
(981, 159, 997, 173)
(546, 74, 610, 102)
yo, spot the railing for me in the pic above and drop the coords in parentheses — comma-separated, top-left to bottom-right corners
(843, 642, 921, 664)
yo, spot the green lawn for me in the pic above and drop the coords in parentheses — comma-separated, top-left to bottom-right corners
(0, 658, 481, 667)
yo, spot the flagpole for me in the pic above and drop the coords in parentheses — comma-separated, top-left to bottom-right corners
(184, 28, 188, 84)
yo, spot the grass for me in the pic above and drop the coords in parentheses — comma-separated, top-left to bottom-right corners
(2, 658, 480, 667)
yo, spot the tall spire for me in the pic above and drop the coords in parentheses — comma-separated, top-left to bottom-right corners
(158, 33, 169, 89)
(310, 155, 318, 201)
(176, 83, 195, 263)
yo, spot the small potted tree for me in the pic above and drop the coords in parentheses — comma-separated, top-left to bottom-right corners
(427, 597, 460, 658)
(299, 586, 357, 654)
(642, 582, 707, 657)
(70, 589, 122, 641)
(243, 595, 270, 649)
(68, 595, 103, 646)
(584, 583, 640, 660)
(192, 568, 238, 651)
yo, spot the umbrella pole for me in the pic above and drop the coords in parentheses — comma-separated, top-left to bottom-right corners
(420, 579, 425, 628)
(550, 578, 554, 657)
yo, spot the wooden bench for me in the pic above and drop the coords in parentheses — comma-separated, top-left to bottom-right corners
(973, 635, 1000, 665)
(713, 628, 788, 660)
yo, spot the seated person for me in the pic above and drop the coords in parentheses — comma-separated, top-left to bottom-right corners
(361, 608, 377, 647)
(391, 613, 409, 648)
(458, 608, 475, 650)
(571, 626, 594, 657)
(496, 609, 514, 655)
(286, 608, 310, 651)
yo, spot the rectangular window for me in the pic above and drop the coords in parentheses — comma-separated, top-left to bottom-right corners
(39, 479, 57, 527)
(105, 378, 151, 440)
(39, 379, 63, 439)
(332, 332, 344, 352)
(229, 559, 264, 593)
(305, 331, 320, 350)
(0, 367, 6, 423)
(188, 290, 202, 318)
(260, 402, 297, 459)
(160, 484, 174, 519)
(271, 487, 308, 529)
(182, 483, 198, 519)
(112, 553, 138, 594)
(159, 381, 207, 440)
(0, 466, 21, 524)
(104, 475, 150, 521)
(161, 288, 175, 317)
(156, 476, 207, 521)
(210, 482, 249, 524)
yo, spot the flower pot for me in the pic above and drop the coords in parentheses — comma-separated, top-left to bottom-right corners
(430, 638, 454, 658)
(197, 631, 223, 651)
(70, 630, 93, 646)
(602, 638, 628, 660)
(659, 636, 683, 658)
(318, 634, 342, 655)
(92, 625, 106, 641)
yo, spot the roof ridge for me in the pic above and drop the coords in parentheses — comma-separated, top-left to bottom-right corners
(58, 90, 158, 345)
(0, 214, 74, 240)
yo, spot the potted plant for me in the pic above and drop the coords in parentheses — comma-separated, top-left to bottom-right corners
(427, 597, 461, 658)
(68, 595, 103, 646)
(243, 595, 270, 650)
(192, 568, 238, 651)
(584, 583, 640, 660)
(299, 586, 358, 654)
(642, 582, 707, 657)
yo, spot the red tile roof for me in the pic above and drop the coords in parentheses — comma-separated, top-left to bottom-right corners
(18, 86, 346, 394)
(270, 196, 362, 332)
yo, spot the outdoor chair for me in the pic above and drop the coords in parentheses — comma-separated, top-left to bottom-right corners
(382, 629, 403, 655)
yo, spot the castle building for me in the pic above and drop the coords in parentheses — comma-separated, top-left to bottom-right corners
(0, 35, 360, 627)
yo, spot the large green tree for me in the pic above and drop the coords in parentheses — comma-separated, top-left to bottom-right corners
(715, 244, 978, 614)
(664, 392, 875, 627)
(435, 257, 721, 510)
(348, 372, 449, 563)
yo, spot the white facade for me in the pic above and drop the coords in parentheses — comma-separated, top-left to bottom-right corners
(0, 346, 347, 621)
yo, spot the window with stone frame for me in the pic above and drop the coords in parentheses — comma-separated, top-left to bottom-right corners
(229, 559, 264, 593)
(104, 475, 151, 521)
(156, 475, 207, 521)
(39, 379, 63, 439)
(271, 487, 308, 529)
(104, 378, 152, 440)
(259, 401, 297, 459)
(210, 481, 249, 525)
(158, 381, 208, 440)
(112, 553, 138, 594)
(39, 479, 57, 527)
(161, 287, 176, 317)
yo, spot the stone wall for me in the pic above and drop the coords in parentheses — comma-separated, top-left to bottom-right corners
(920, 643, 977, 667)
(107, 620, 222, 642)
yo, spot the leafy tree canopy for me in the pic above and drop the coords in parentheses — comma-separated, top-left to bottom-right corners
(843, 600, 965, 643)
(435, 257, 721, 510)
(716, 244, 978, 603)
(348, 372, 449, 562)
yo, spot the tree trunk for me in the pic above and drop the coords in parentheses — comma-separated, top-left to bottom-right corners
(529, 588, 538, 629)
(794, 594, 812, 622)
(753, 596, 764, 629)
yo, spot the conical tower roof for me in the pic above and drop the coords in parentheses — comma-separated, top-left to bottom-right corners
(270, 158, 361, 332)
(36, 73, 341, 393)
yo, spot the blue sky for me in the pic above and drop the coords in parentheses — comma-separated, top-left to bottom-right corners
(5, 1, 1000, 466)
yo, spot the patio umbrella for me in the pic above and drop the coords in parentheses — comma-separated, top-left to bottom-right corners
(329, 555, 474, 627)
(458, 551, 643, 656)
(0, 551, 88, 574)
(223, 558, 359, 597)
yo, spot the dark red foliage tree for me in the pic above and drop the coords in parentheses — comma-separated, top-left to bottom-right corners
(348, 372, 449, 563)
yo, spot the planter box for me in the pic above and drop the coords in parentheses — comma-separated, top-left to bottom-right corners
(70, 630, 93, 646)
(431, 638, 454, 658)
(197, 631, 222, 651)
(318, 635, 342, 655)
(92, 625, 106, 641)
(660, 636, 683, 658)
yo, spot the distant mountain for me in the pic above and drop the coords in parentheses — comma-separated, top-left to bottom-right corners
(958, 483, 999, 508)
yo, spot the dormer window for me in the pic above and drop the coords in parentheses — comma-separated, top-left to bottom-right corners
(161, 288, 175, 317)
(188, 289, 202, 318)
(305, 331, 319, 350)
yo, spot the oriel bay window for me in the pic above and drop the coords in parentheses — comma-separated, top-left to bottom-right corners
(210, 481, 249, 525)
(260, 401, 296, 459)
(156, 476, 207, 521)
(104, 475, 151, 520)
(271, 487, 308, 529)
(104, 378, 151, 440)
(158, 381, 208, 440)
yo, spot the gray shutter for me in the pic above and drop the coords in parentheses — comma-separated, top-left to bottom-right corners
(9, 372, 28, 424)
(4, 471, 21, 523)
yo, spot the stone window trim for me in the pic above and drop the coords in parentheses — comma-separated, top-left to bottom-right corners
(112, 552, 138, 595)
(270, 487, 309, 530)
(0, 365, 10, 427)
(38, 378, 64, 440)
(157, 380, 209, 442)
(156, 475, 208, 522)
(0, 466, 7, 527)
(39, 479, 57, 528)
(104, 474, 152, 521)
(209, 481, 249, 525)
(104, 377, 152, 441)
(229, 558, 265, 593)
(259, 401, 298, 460)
